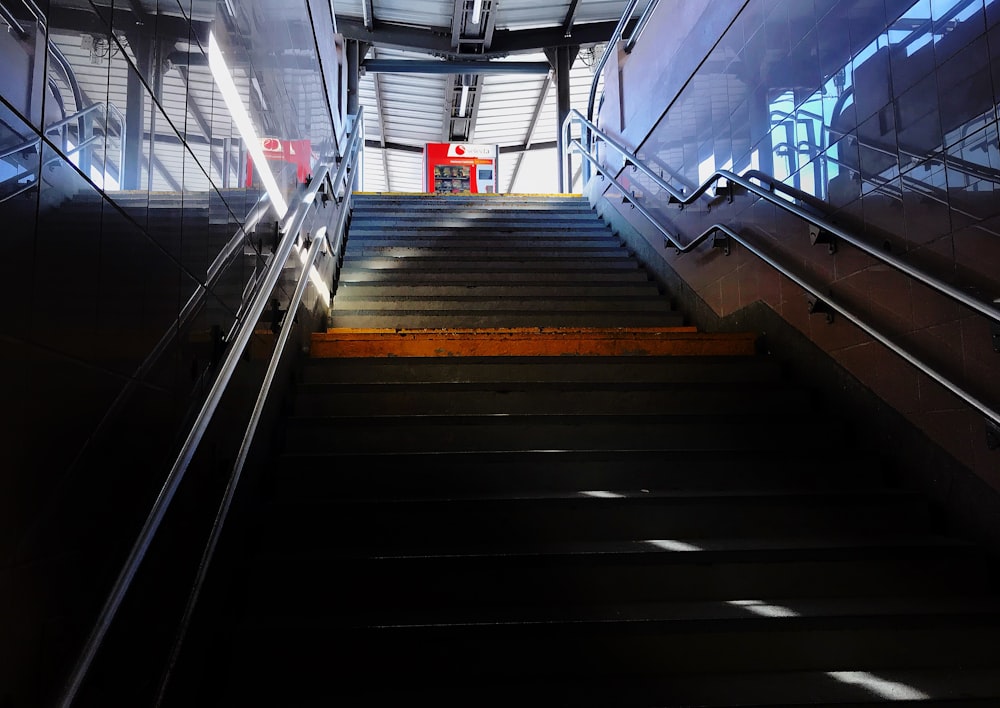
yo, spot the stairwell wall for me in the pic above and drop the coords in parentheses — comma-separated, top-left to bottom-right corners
(0, 1, 342, 705)
(590, 0, 1000, 523)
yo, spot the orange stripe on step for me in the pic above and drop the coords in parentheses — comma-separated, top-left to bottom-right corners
(310, 327, 757, 358)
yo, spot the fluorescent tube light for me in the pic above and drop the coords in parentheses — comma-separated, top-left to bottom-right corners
(208, 32, 288, 218)
(471, 0, 482, 24)
(459, 84, 469, 117)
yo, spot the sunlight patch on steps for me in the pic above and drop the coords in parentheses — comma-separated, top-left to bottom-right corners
(826, 671, 930, 700)
(645, 539, 702, 552)
(727, 599, 799, 618)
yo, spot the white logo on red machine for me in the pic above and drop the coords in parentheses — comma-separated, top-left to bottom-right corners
(446, 143, 495, 158)
(262, 137, 282, 154)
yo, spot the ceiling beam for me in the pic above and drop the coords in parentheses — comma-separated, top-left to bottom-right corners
(561, 0, 582, 38)
(364, 59, 550, 74)
(481, 0, 499, 51)
(337, 17, 629, 58)
(497, 21, 628, 53)
(364, 139, 557, 154)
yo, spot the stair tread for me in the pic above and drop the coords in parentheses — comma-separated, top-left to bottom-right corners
(239, 595, 1000, 630)
(248, 533, 976, 562)
(222, 667, 1000, 705)
(265, 487, 921, 505)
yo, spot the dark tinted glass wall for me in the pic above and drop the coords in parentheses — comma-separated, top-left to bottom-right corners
(597, 0, 1000, 490)
(0, 0, 338, 704)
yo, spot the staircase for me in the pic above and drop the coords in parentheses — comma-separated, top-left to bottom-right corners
(172, 194, 1000, 706)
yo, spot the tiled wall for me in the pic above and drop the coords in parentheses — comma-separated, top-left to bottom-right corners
(596, 0, 1000, 488)
(0, 0, 339, 703)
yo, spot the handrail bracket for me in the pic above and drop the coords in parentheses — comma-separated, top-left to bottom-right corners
(807, 295, 835, 324)
(711, 229, 731, 256)
(809, 224, 838, 254)
(715, 180, 746, 203)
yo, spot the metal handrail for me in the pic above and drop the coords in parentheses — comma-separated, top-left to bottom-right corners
(58, 108, 364, 708)
(564, 108, 1000, 324)
(580, 0, 657, 185)
(623, 0, 659, 53)
(585, 0, 637, 128)
(562, 108, 1000, 430)
(153, 131, 361, 705)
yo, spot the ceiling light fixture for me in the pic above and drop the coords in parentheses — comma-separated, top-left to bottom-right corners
(208, 32, 288, 218)
(458, 84, 469, 117)
(471, 0, 482, 25)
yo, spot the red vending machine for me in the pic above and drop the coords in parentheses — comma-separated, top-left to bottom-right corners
(424, 143, 499, 194)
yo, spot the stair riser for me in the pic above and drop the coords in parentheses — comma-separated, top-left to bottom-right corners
(290, 387, 812, 417)
(347, 223, 604, 233)
(243, 553, 994, 610)
(330, 297, 674, 312)
(343, 248, 631, 259)
(345, 241, 619, 251)
(338, 271, 654, 283)
(227, 623, 1000, 686)
(334, 285, 664, 297)
(272, 451, 882, 499)
(340, 259, 643, 271)
(256, 497, 928, 551)
(299, 358, 782, 385)
(283, 418, 842, 454)
(350, 214, 600, 223)
(326, 313, 686, 329)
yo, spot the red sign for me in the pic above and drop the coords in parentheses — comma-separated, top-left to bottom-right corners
(246, 137, 313, 186)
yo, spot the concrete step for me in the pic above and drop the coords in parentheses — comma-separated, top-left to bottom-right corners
(309, 328, 762, 357)
(352, 194, 589, 207)
(255, 489, 928, 554)
(290, 380, 813, 417)
(350, 212, 601, 223)
(346, 222, 608, 233)
(280, 412, 844, 456)
(270, 449, 886, 501)
(346, 233, 612, 248)
(243, 594, 1000, 631)
(242, 535, 996, 608)
(297, 355, 784, 385)
(216, 664, 1000, 706)
(325, 311, 687, 329)
(346, 228, 617, 239)
(340, 256, 643, 271)
(337, 269, 656, 283)
(222, 601, 1000, 697)
(343, 244, 630, 257)
(333, 283, 665, 297)
(329, 295, 674, 312)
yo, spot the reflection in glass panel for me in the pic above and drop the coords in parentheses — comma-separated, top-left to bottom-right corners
(45, 1, 123, 191)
